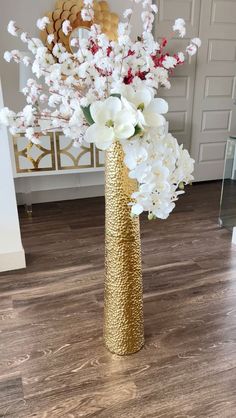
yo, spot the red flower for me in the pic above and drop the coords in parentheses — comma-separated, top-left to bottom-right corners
(158, 38, 168, 54)
(161, 38, 168, 48)
(127, 49, 135, 56)
(151, 53, 166, 68)
(124, 68, 134, 85)
(174, 53, 184, 65)
(136, 70, 148, 80)
(90, 41, 99, 55)
(107, 46, 112, 56)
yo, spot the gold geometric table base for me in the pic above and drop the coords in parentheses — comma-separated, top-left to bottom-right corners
(13, 132, 105, 173)
(13, 133, 56, 173)
(104, 141, 144, 355)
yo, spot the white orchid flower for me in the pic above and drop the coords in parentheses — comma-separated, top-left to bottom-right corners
(119, 86, 168, 129)
(152, 191, 176, 219)
(123, 141, 150, 182)
(129, 162, 151, 183)
(151, 161, 170, 183)
(124, 142, 148, 171)
(131, 183, 155, 216)
(84, 96, 137, 150)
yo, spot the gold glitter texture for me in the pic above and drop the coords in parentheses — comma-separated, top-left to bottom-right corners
(104, 141, 144, 355)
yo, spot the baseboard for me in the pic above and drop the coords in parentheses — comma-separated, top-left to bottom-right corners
(16, 185, 105, 205)
(0, 248, 26, 272)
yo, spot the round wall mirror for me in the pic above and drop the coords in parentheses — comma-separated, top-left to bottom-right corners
(40, 1, 119, 54)
(70, 27, 91, 53)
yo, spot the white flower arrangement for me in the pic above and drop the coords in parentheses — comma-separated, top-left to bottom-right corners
(0, 0, 201, 220)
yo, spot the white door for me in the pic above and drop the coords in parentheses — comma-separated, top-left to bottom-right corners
(155, 0, 201, 150)
(191, 0, 236, 181)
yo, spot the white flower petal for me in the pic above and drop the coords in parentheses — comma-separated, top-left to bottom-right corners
(85, 124, 114, 150)
(7, 21, 18, 37)
(102, 96, 122, 121)
(36, 17, 50, 31)
(120, 85, 136, 102)
(131, 203, 144, 216)
(132, 87, 153, 108)
(191, 37, 201, 48)
(114, 123, 135, 140)
(4, 51, 12, 62)
(186, 44, 197, 56)
(124, 145, 148, 170)
(90, 101, 105, 124)
(90, 97, 122, 125)
(115, 109, 137, 127)
(144, 113, 166, 128)
(146, 98, 169, 115)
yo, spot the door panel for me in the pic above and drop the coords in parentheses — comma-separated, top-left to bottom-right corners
(191, 0, 236, 181)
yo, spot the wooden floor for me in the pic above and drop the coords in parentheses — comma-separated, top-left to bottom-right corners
(0, 182, 236, 418)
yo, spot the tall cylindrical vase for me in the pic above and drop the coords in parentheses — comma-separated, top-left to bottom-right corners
(104, 140, 144, 355)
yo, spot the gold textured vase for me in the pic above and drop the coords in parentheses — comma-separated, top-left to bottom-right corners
(104, 140, 144, 355)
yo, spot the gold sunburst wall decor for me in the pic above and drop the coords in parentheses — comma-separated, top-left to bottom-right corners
(40, 0, 119, 53)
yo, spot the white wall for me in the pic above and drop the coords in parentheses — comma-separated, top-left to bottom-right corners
(0, 78, 25, 272)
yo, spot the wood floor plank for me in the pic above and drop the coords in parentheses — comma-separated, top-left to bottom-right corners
(0, 181, 236, 417)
